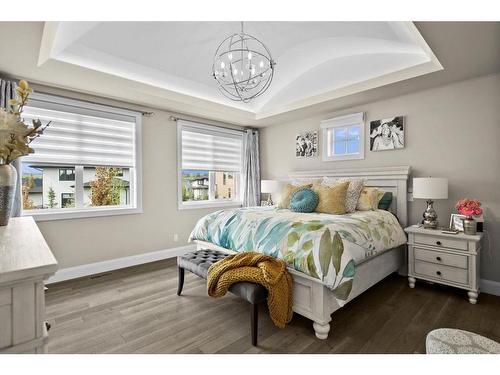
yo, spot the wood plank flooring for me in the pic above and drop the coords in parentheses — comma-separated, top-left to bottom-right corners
(45, 259, 500, 354)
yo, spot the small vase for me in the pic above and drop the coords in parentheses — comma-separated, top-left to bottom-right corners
(462, 216, 477, 235)
(0, 164, 17, 226)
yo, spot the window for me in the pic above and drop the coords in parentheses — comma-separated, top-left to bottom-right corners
(178, 120, 243, 209)
(59, 168, 75, 181)
(321, 112, 365, 161)
(21, 93, 142, 221)
(61, 193, 75, 208)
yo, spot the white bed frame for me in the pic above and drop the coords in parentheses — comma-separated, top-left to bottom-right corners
(195, 166, 411, 339)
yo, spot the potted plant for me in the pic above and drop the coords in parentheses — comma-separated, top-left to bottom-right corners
(455, 198, 483, 235)
(0, 80, 49, 225)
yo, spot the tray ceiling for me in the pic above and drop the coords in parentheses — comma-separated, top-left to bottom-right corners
(39, 21, 442, 120)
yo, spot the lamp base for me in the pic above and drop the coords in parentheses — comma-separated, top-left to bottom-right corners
(422, 199, 438, 229)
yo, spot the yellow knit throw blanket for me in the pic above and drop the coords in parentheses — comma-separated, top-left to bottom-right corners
(207, 252, 293, 328)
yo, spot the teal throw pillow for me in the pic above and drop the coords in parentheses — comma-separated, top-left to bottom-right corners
(290, 188, 319, 213)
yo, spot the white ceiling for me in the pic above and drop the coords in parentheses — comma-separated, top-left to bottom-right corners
(40, 21, 442, 119)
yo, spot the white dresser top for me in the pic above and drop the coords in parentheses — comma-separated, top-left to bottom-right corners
(404, 225, 484, 242)
(0, 217, 58, 284)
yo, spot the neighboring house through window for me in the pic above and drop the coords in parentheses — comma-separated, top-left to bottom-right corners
(321, 112, 365, 161)
(178, 120, 243, 209)
(21, 93, 142, 220)
(59, 168, 75, 181)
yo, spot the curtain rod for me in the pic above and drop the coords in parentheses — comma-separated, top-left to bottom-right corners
(169, 115, 250, 133)
(36, 89, 154, 117)
(0, 75, 154, 116)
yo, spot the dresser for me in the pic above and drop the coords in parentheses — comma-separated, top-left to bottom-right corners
(0, 217, 58, 353)
(405, 226, 483, 304)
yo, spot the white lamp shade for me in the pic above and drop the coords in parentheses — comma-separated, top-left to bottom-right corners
(413, 178, 448, 200)
(261, 180, 280, 194)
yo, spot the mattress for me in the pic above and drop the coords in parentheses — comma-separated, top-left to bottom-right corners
(189, 207, 406, 303)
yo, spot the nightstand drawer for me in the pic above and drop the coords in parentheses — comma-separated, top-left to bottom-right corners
(414, 261, 469, 285)
(414, 234, 468, 251)
(414, 247, 468, 269)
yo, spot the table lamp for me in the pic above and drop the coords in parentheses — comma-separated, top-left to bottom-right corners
(261, 180, 280, 206)
(413, 177, 448, 229)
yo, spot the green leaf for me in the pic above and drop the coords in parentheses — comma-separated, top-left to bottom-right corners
(342, 259, 355, 278)
(291, 222, 302, 228)
(319, 228, 332, 278)
(331, 232, 344, 274)
(307, 251, 319, 279)
(302, 239, 314, 251)
(332, 279, 353, 300)
(287, 231, 299, 247)
(305, 223, 324, 231)
(283, 251, 295, 264)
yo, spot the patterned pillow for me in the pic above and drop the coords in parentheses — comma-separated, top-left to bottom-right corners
(356, 187, 385, 211)
(322, 177, 365, 213)
(278, 183, 312, 209)
(290, 188, 319, 213)
(312, 182, 349, 215)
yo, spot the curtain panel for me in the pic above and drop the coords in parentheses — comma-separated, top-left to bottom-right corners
(0, 78, 22, 217)
(242, 129, 260, 207)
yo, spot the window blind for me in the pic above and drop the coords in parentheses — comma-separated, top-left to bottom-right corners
(22, 94, 138, 168)
(179, 120, 243, 172)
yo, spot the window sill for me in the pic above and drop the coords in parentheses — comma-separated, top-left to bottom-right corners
(22, 206, 143, 222)
(323, 153, 364, 161)
(178, 200, 242, 210)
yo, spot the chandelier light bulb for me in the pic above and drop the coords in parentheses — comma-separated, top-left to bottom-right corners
(220, 61, 225, 69)
(228, 52, 233, 60)
(247, 51, 253, 60)
(259, 60, 264, 68)
(233, 68, 238, 75)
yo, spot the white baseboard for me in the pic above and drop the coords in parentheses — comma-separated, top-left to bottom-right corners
(46, 244, 196, 284)
(480, 278, 500, 297)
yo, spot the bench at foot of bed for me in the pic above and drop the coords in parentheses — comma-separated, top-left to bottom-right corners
(176, 249, 268, 346)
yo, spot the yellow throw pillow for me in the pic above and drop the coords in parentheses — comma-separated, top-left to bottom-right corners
(278, 183, 312, 209)
(312, 182, 349, 215)
(356, 187, 385, 211)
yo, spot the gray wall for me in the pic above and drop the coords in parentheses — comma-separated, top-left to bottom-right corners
(260, 73, 500, 282)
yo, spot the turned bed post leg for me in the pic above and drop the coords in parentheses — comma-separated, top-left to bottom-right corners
(313, 321, 331, 340)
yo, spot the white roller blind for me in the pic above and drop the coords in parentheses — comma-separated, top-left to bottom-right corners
(180, 120, 243, 172)
(22, 94, 138, 168)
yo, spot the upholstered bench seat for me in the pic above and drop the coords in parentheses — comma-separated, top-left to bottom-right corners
(177, 249, 268, 345)
(426, 328, 500, 354)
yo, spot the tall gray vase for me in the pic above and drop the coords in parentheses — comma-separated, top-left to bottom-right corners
(0, 164, 17, 226)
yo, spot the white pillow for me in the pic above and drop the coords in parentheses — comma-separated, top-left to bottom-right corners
(321, 177, 365, 213)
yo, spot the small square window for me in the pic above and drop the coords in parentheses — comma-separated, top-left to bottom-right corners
(321, 113, 365, 161)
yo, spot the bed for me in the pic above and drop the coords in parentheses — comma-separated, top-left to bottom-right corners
(190, 166, 411, 339)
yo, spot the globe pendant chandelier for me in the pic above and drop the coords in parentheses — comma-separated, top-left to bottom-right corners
(212, 22, 276, 103)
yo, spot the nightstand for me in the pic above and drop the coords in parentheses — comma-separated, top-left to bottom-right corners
(405, 226, 483, 304)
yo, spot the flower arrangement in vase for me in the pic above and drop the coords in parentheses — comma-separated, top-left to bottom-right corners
(0, 80, 49, 225)
(456, 198, 482, 235)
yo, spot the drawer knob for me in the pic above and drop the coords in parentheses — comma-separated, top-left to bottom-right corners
(436, 256, 442, 261)
(436, 271, 442, 276)
(436, 241, 442, 246)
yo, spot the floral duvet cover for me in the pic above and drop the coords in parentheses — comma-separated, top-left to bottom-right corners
(189, 207, 406, 303)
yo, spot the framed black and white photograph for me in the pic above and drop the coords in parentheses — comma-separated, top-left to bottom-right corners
(450, 214, 466, 231)
(296, 131, 319, 158)
(369, 116, 405, 151)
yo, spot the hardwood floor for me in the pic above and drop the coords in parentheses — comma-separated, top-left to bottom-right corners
(45, 259, 500, 354)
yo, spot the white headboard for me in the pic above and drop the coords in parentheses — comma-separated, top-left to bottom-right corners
(288, 166, 411, 227)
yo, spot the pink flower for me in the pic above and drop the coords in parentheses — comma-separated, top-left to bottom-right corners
(456, 198, 482, 216)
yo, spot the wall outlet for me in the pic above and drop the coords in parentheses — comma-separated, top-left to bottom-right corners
(173, 234, 178, 242)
